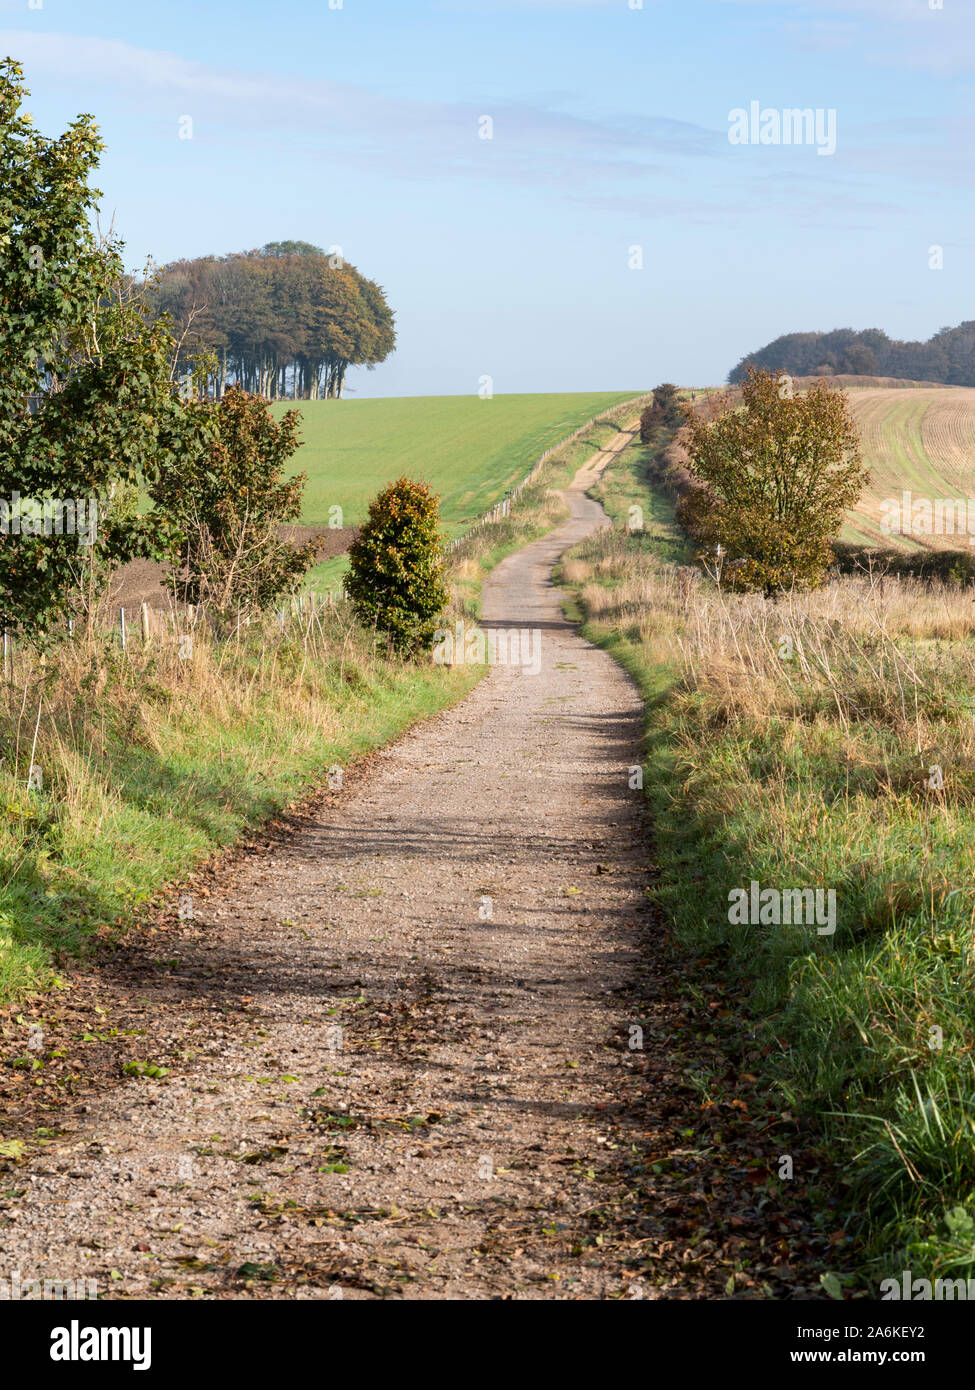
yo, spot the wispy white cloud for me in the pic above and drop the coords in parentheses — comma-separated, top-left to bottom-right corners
(713, 0, 975, 74)
(0, 25, 963, 234)
(0, 30, 715, 180)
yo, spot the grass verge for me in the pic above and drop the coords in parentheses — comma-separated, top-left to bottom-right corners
(561, 462, 975, 1292)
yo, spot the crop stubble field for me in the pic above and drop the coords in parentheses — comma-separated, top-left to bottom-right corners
(842, 387, 975, 548)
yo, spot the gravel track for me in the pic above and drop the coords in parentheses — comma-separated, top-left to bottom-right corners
(0, 430, 724, 1301)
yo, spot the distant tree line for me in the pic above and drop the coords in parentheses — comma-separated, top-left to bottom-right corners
(151, 241, 395, 400)
(729, 322, 975, 387)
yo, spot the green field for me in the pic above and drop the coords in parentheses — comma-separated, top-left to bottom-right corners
(271, 392, 639, 535)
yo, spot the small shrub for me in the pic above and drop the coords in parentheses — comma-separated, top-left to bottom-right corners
(344, 476, 449, 653)
(639, 382, 684, 442)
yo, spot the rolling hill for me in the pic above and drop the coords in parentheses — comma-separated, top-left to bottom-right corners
(270, 392, 639, 536)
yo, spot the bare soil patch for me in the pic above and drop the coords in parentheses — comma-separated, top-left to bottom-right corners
(109, 526, 359, 611)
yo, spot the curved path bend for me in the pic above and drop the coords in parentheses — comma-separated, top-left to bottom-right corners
(3, 428, 680, 1300)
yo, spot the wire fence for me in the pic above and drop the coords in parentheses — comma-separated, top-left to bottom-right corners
(0, 587, 345, 681)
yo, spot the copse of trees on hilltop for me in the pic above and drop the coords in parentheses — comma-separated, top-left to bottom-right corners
(150, 241, 396, 401)
(729, 322, 975, 387)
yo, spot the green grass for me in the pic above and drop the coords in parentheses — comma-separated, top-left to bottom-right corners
(306, 552, 350, 595)
(272, 392, 639, 536)
(584, 431, 692, 566)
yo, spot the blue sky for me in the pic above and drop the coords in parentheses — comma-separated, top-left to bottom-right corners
(3, 0, 972, 396)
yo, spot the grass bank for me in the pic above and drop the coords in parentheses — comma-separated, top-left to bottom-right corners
(562, 462, 975, 1291)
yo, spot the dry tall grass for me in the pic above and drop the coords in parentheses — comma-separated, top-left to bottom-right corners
(576, 527, 975, 730)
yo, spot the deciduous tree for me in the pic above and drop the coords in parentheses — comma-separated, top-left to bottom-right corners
(0, 58, 195, 636)
(681, 368, 867, 592)
(149, 385, 318, 615)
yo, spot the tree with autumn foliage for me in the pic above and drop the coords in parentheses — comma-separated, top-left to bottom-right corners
(149, 385, 318, 615)
(680, 368, 867, 592)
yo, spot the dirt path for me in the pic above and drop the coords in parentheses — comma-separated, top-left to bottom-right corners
(0, 428, 826, 1300)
